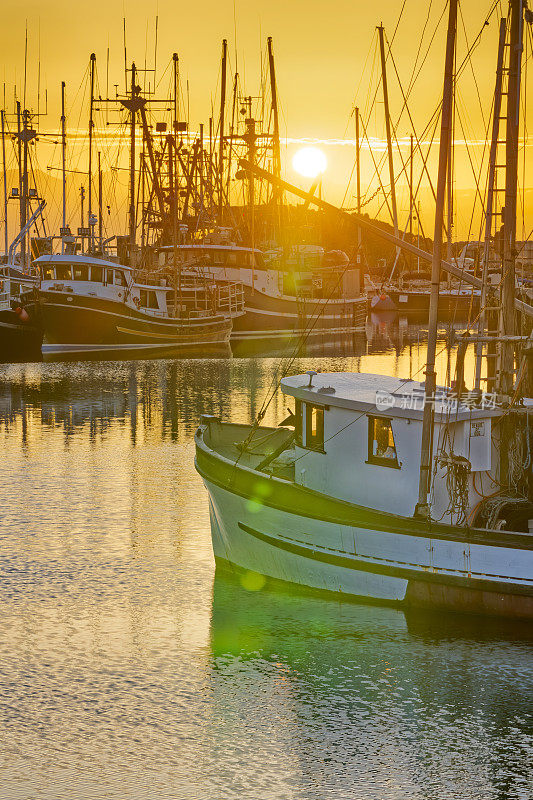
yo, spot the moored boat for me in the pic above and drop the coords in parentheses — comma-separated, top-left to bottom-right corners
(0, 266, 42, 362)
(195, 372, 533, 619)
(157, 240, 367, 342)
(34, 253, 239, 355)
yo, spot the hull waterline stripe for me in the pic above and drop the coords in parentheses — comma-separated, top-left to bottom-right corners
(237, 522, 533, 597)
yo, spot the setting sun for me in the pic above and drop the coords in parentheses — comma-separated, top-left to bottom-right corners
(292, 146, 327, 179)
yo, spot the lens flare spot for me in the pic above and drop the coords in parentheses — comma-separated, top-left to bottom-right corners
(240, 571, 266, 592)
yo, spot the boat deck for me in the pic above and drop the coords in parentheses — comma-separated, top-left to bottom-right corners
(201, 420, 296, 479)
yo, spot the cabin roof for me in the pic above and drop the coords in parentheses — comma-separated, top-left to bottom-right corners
(281, 372, 499, 421)
(33, 254, 132, 271)
(158, 244, 258, 253)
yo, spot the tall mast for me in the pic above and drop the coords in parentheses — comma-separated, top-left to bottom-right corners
(88, 53, 96, 247)
(474, 16, 507, 390)
(267, 37, 282, 199)
(415, 0, 458, 518)
(98, 151, 103, 246)
(61, 81, 67, 235)
(172, 52, 179, 218)
(16, 102, 23, 264)
(21, 108, 30, 269)
(128, 63, 137, 257)
(355, 106, 362, 254)
(499, 0, 524, 397)
(1, 109, 8, 255)
(377, 25, 399, 257)
(219, 39, 227, 221)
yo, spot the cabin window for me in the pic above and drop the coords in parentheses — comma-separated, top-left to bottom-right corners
(139, 289, 159, 309)
(367, 416, 399, 468)
(227, 252, 238, 266)
(114, 270, 127, 286)
(41, 266, 54, 280)
(72, 265, 89, 281)
(304, 403, 325, 451)
(213, 251, 225, 265)
(55, 265, 71, 280)
(90, 266, 103, 283)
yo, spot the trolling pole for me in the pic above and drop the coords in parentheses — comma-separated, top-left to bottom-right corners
(415, 0, 458, 518)
(219, 40, 227, 221)
(1, 109, 8, 256)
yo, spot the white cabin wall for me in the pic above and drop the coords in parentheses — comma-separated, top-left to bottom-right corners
(294, 407, 423, 517)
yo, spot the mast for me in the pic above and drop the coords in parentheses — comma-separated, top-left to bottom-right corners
(61, 81, 67, 236)
(377, 25, 399, 259)
(219, 39, 227, 221)
(88, 53, 96, 247)
(267, 37, 282, 205)
(409, 133, 413, 265)
(98, 151, 103, 246)
(21, 108, 30, 270)
(1, 109, 8, 256)
(355, 106, 362, 255)
(415, 0, 458, 518)
(499, 0, 524, 397)
(172, 52, 179, 218)
(128, 63, 137, 257)
(474, 16, 507, 390)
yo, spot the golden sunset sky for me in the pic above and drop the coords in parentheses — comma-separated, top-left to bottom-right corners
(0, 0, 531, 240)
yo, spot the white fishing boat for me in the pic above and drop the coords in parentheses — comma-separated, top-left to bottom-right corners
(195, 370, 532, 618)
(195, 0, 533, 618)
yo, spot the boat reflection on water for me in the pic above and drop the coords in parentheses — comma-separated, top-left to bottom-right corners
(42, 342, 233, 363)
(209, 568, 533, 797)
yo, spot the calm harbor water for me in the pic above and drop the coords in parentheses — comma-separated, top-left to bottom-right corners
(1, 326, 532, 800)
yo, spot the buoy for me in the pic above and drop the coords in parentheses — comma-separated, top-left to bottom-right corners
(14, 306, 30, 323)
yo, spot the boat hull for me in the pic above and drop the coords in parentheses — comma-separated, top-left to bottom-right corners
(387, 288, 480, 316)
(195, 427, 533, 619)
(230, 287, 367, 340)
(38, 290, 232, 351)
(0, 309, 43, 363)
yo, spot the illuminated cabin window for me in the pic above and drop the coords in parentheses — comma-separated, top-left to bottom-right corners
(41, 266, 54, 280)
(367, 416, 399, 468)
(304, 403, 325, 451)
(55, 265, 71, 280)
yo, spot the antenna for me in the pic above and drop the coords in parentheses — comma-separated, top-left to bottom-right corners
(123, 17, 127, 93)
(154, 15, 159, 87)
(37, 21, 41, 119)
(23, 21, 28, 109)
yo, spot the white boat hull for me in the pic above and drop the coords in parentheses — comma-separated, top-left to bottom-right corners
(200, 475, 533, 617)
